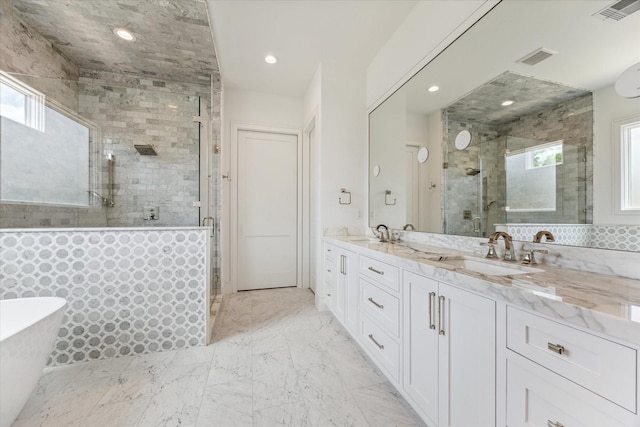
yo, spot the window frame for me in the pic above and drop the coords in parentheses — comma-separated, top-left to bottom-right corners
(0, 71, 45, 132)
(613, 115, 640, 216)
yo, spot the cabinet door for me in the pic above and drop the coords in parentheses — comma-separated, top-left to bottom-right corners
(342, 249, 358, 335)
(439, 283, 496, 427)
(403, 271, 439, 426)
(334, 253, 346, 322)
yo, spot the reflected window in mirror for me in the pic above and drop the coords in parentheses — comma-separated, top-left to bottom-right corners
(620, 117, 640, 211)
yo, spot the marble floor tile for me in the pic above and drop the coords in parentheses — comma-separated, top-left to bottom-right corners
(253, 400, 312, 427)
(326, 338, 385, 390)
(137, 363, 209, 427)
(16, 288, 425, 427)
(351, 382, 425, 427)
(195, 380, 253, 427)
(169, 344, 216, 367)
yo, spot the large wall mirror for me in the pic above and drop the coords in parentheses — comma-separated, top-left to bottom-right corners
(369, 0, 640, 252)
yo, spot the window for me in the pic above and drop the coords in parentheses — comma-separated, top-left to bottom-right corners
(525, 141, 563, 169)
(505, 141, 563, 212)
(0, 72, 45, 131)
(1, 74, 97, 207)
(620, 118, 640, 211)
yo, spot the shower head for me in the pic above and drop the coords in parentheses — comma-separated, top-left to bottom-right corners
(134, 145, 157, 156)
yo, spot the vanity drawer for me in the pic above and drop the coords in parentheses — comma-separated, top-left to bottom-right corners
(359, 278, 400, 337)
(359, 255, 399, 292)
(507, 352, 632, 427)
(324, 244, 336, 261)
(324, 257, 336, 284)
(507, 306, 637, 412)
(359, 313, 400, 383)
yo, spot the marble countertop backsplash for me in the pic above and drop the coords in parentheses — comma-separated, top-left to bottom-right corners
(324, 235, 640, 346)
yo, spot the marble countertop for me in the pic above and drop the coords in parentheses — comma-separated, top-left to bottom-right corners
(325, 236, 640, 346)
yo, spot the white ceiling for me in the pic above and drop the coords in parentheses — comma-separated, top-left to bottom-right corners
(206, 0, 418, 97)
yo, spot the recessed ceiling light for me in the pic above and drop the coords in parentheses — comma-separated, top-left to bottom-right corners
(427, 85, 439, 92)
(501, 100, 514, 106)
(113, 27, 136, 42)
(265, 55, 278, 64)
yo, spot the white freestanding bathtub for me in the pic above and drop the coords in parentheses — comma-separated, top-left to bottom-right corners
(0, 297, 66, 427)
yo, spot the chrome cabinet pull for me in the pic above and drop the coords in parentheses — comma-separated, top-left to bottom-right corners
(368, 334, 384, 349)
(547, 343, 565, 355)
(368, 266, 384, 275)
(368, 297, 384, 309)
(547, 421, 564, 427)
(428, 292, 436, 330)
(438, 296, 445, 335)
(341, 255, 346, 275)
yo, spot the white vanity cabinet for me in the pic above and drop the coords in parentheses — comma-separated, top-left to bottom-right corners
(323, 243, 358, 334)
(403, 271, 496, 427)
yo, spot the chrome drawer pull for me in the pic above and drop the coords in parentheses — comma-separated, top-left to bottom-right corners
(327, 293, 331, 297)
(428, 292, 436, 330)
(368, 266, 385, 275)
(368, 297, 384, 309)
(547, 421, 564, 427)
(547, 343, 565, 355)
(368, 334, 384, 349)
(438, 295, 445, 335)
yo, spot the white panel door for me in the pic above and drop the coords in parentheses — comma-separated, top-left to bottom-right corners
(237, 130, 298, 290)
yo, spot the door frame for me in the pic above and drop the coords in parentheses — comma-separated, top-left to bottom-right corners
(230, 122, 304, 293)
(302, 110, 319, 294)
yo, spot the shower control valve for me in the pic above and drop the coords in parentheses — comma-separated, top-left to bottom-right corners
(144, 206, 159, 220)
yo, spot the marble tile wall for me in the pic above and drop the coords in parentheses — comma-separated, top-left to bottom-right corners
(78, 71, 211, 228)
(0, 0, 79, 110)
(499, 94, 593, 224)
(443, 93, 593, 238)
(0, 228, 208, 365)
(444, 117, 501, 237)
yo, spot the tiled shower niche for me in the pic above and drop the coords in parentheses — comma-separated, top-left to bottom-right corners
(0, 228, 208, 365)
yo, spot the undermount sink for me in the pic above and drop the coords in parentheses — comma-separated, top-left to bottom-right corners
(431, 255, 544, 276)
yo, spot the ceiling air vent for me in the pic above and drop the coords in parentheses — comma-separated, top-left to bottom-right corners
(594, 0, 640, 21)
(516, 48, 557, 66)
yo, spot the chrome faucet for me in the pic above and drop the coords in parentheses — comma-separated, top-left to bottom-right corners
(375, 224, 390, 242)
(522, 246, 548, 265)
(490, 231, 516, 261)
(534, 230, 555, 243)
(403, 224, 415, 231)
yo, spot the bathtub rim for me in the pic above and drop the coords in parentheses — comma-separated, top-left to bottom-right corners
(0, 297, 67, 342)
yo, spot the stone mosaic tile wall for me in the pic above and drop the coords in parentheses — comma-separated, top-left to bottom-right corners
(503, 223, 591, 247)
(0, 228, 208, 366)
(499, 223, 640, 252)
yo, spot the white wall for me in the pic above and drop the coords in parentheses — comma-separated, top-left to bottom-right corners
(319, 60, 368, 232)
(366, 0, 497, 109)
(593, 84, 640, 225)
(220, 88, 304, 293)
(224, 88, 304, 130)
